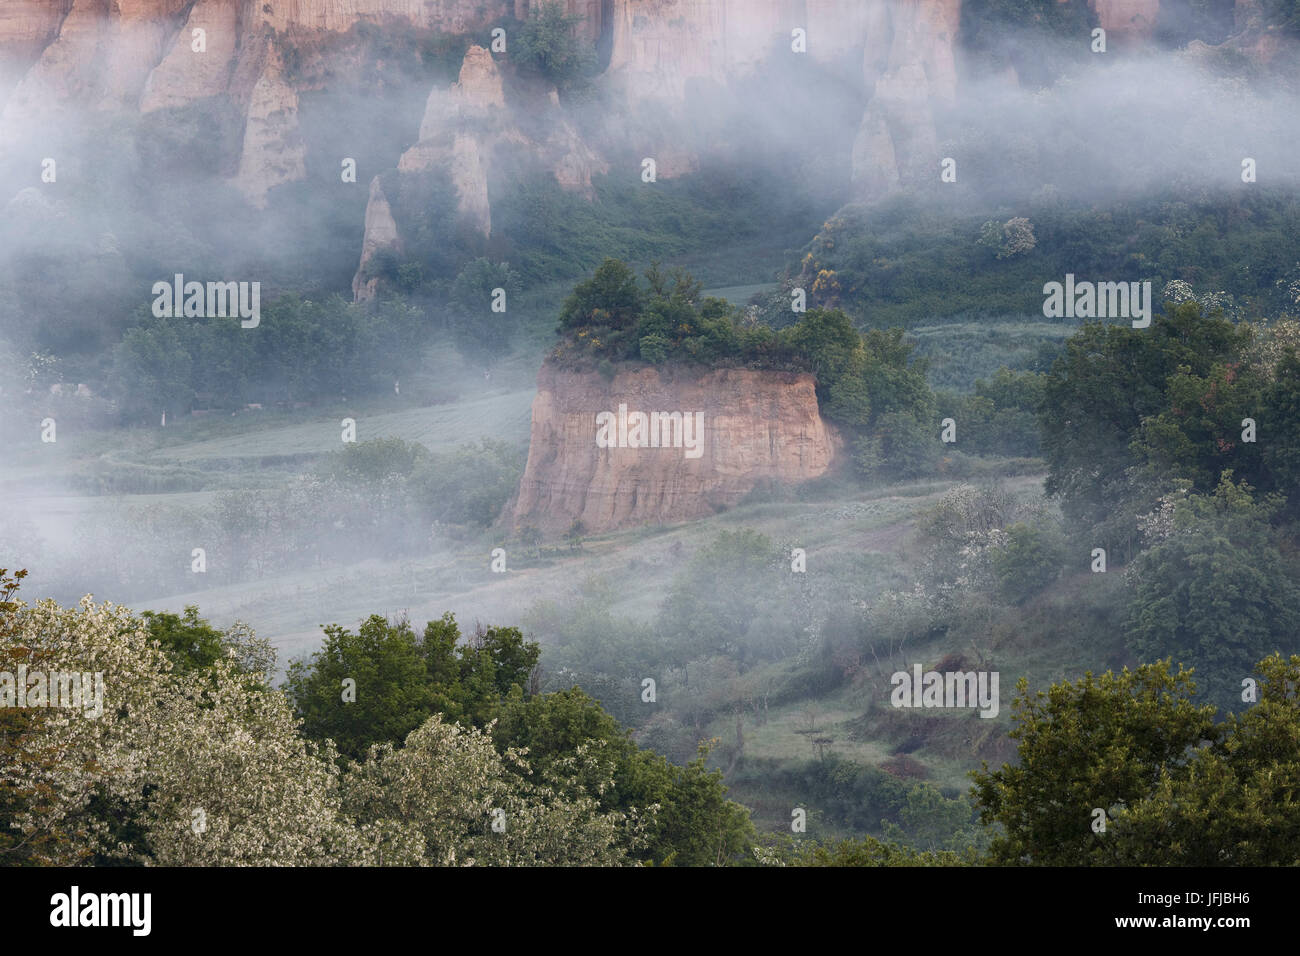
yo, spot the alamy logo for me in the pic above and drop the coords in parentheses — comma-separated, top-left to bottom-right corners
(50, 887, 151, 936)
(1042, 274, 1152, 328)
(595, 403, 704, 459)
(891, 665, 999, 718)
(0, 667, 103, 719)
(152, 274, 260, 328)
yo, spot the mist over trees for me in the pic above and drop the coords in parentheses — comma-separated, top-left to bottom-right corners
(3, 0, 1300, 873)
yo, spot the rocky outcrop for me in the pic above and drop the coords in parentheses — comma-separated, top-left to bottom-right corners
(603, 0, 878, 97)
(233, 41, 308, 208)
(508, 363, 838, 534)
(139, 0, 241, 113)
(3, 0, 1295, 282)
(357, 41, 608, 295)
(352, 175, 401, 299)
(378, 43, 512, 264)
(592, 0, 962, 198)
(1089, 0, 1160, 43)
(259, 0, 509, 35)
(0, 1, 71, 55)
(850, 0, 960, 197)
(0, 0, 513, 201)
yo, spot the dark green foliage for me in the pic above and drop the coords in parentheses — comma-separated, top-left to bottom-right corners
(286, 613, 540, 762)
(411, 440, 528, 528)
(558, 258, 644, 331)
(493, 167, 826, 287)
(512, 1, 598, 90)
(974, 655, 1300, 865)
(1039, 302, 1255, 549)
(991, 521, 1067, 604)
(647, 745, 757, 866)
(937, 367, 1047, 458)
(1260, 348, 1300, 510)
(731, 756, 914, 837)
(494, 688, 755, 864)
(972, 660, 1219, 865)
(140, 606, 227, 674)
(787, 835, 973, 866)
(797, 191, 1300, 329)
(448, 258, 520, 359)
(107, 294, 427, 420)
(1124, 476, 1300, 710)
(854, 412, 941, 481)
(320, 437, 429, 485)
(553, 260, 939, 479)
(960, 0, 1097, 86)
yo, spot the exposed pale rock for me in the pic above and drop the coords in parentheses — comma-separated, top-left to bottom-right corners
(256, 0, 510, 35)
(233, 42, 307, 208)
(851, 108, 900, 195)
(604, 0, 884, 101)
(851, 0, 960, 198)
(449, 132, 492, 237)
(550, 114, 609, 196)
(352, 175, 401, 300)
(96, 0, 190, 108)
(509, 363, 838, 534)
(453, 43, 504, 111)
(2, 0, 111, 126)
(1089, 0, 1160, 42)
(384, 42, 603, 263)
(0, 0, 72, 65)
(140, 0, 240, 113)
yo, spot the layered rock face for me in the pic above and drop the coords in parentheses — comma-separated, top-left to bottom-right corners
(594, 0, 963, 201)
(0, 0, 514, 200)
(354, 41, 608, 297)
(508, 364, 837, 534)
(851, 0, 960, 196)
(1090, 0, 1161, 42)
(3, 0, 1290, 300)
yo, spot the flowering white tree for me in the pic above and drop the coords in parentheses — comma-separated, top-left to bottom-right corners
(2, 586, 640, 866)
(341, 715, 637, 866)
(1, 596, 174, 864)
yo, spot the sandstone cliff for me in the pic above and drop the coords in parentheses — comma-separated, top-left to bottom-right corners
(508, 364, 838, 534)
(354, 41, 608, 297)
(1090, 0, 1160, 43)
(851, 0, 960, 196)
(1, 0, 1291, 293)
(0, 0, 514, 199)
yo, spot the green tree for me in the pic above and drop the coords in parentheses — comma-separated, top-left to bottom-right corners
(972, 660, 1218, 865)
(649, 742, 755, 866)
(286, 613, 541, 759)
(991, 521, 1067, 605)
(1108, 654, 1300, 865)
(975, 655, 1300, 865)
(856, 411, 941, 480)
(1261, 347, 1300, 504)
(558, 257, 644, 331)
(448, 258, 519, 360)
(513, 0, 597, 91)
(140, 605, 249, 675)
(492, 687, 756, 864)
(286, 615, 436, 762)
(1040, 303, 1250, 553)
(1124, 474, 1300, 709)
(321, 437, 430, 485)
(109, 321, 193, 423)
